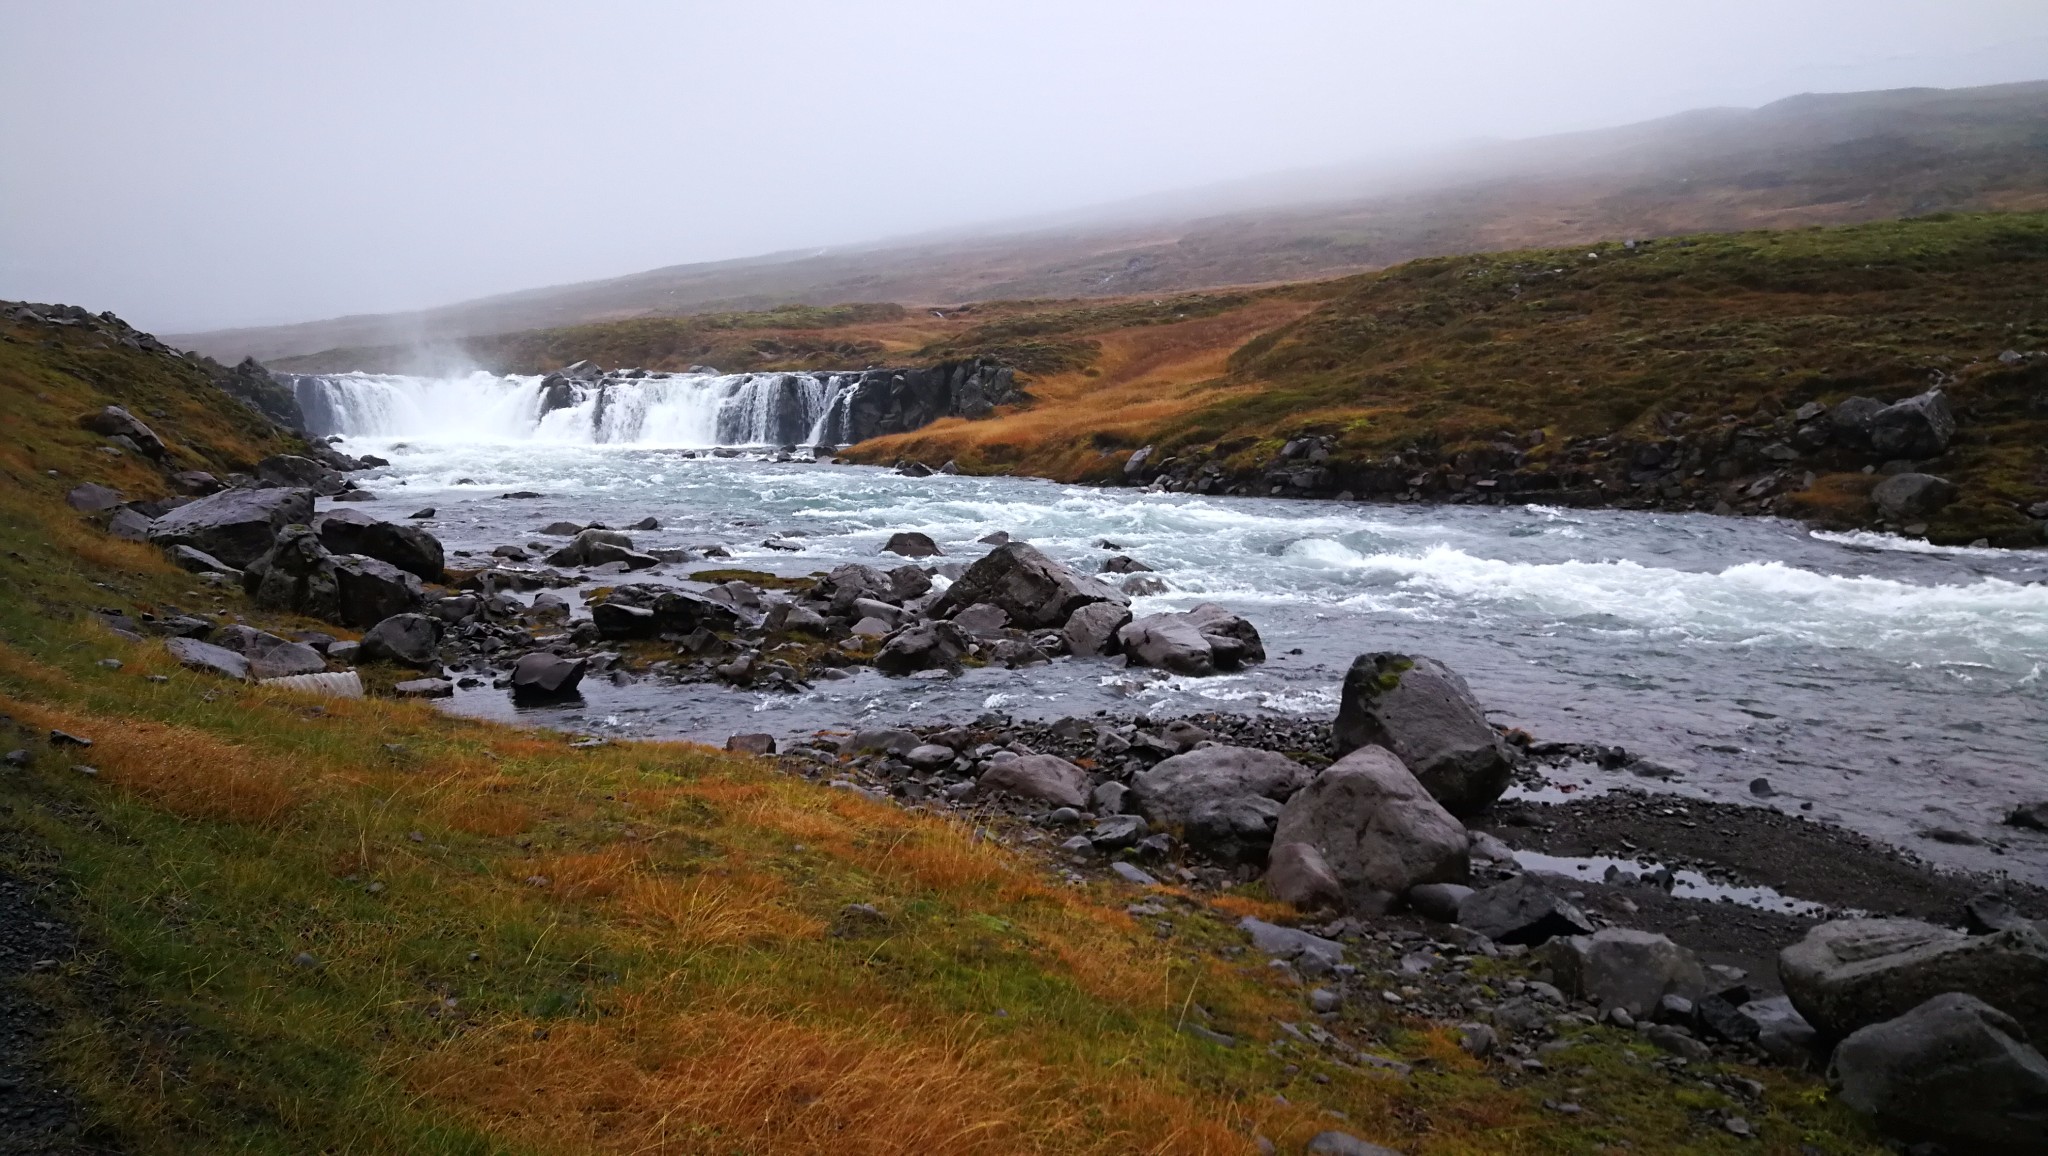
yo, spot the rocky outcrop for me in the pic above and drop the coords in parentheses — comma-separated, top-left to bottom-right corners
(1270, 746, 1468, 905)
(315, 509, 445, 581)
(256, 454, 347, 496)
(586, 585, 745, 639)
(1334, 653, 1512, 815)
(819, 359, 1023, 444)
(241, 526, 425, 628)
(212, 357, 305, 430)
(149, 487, 313, 569)
(1780, 918, 2048, 1041)
(1831, 993, 2048, 1154)
(932, 543, 1125, 629)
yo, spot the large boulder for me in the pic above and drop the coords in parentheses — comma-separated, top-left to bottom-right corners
(1182, 602, 1265, 664)
(587, 586, 745, 639)
(931, 543, 1125, 629)
(165, 637, 249, 681)
(213, 627, 329, 681)
(1869, 389, 1957, 460)
(358, 613, 441, 669)
(874, 620, 970, 675)
(77, 406, 165, 457)
(882, 531, 942, 558)
(1333, 653, 1511, 815)
(1544, 929, 1708, 1018)
(148, 487, 314, 569)
(1780, 919, 2048, 1041)
(511, 652, 587, 700)
(1118, 603, 1264, 676)
(332, 555, 426, 627)
(65, 483, 124, 512)
(816, 563, 898, 611)
(1871, 473, 1957, 521)
(1131, 746, 1310, 861)
(977, 754, 1091, 809)
(1265, 842, 1345, 910)
(1456, 875, 1596, 946)
(255, 454, 346, 495)
(1270, 746, 1468, 905)
(314, 508, 445, 580)
(1829, 396, 1887, 448)
(242, 526, 343, 620)
(1831, 993, 2048, 1154)
(546, 528, 636, 567)
(1062, 601, 1132, 658)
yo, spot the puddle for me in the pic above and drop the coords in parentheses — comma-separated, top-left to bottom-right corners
(1512, 849, 1837, 919)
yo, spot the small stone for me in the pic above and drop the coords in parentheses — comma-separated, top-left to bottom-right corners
(292, 951, 320, 969)
(48, 729, 92, 748)
(1722, 1116, 1750, 1137)
(96, 658, 122, 670)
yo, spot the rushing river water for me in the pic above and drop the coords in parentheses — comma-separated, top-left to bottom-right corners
(305, 373, 2048, 880)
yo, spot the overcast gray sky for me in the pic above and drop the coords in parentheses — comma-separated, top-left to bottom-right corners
(3, 0, 2044, 333)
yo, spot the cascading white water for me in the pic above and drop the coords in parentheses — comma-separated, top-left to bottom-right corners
(292, 370, 858, 447)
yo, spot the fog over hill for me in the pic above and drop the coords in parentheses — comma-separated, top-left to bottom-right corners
(175, 80, 2048, 363)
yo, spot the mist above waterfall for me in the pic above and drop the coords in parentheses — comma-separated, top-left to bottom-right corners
(290, 370, 859, 447)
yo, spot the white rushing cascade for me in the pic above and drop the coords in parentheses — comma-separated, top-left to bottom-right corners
(292, 370, 857, 447)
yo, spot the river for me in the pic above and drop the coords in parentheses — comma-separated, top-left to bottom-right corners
(299, 370, 2048, 880)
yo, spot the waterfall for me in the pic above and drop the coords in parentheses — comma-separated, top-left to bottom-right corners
(288, 370, 860, 447)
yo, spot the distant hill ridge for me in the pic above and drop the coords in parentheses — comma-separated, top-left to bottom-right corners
(176, 79, 2048, 363)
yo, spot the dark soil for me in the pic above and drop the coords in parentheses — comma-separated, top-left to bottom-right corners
(0, 809, 91, 1156)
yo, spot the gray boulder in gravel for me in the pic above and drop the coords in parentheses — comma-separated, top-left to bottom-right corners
(1780, 918, 2048, 1041)
(1456, 875, 1595, 946)
(511, 652, 587, 700)
(165, 637, 249, 681)
(1265, 842, 1344, 910)
(1061, 600, 1132, 658)
(1830, 992, 2048, 1154)
(1871, 473, 1957, 521)
(977, 754, 1091, 809)
(1333, 652, 1511, 815)
(148, 486, 314, 569)
(931, 542, 1125, 629)
(1271, 745, 1468, 904)
(358, 613, 442, 670)
(1544, 928, 1708, 1018)
(314, 508, 445, 580)
(1130, 746, 1310, 861)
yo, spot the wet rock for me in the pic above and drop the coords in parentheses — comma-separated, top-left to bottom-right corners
(1272, 745, 1468, 903)
(1333, 652, 1512, 815)
(1456, 876, 1595, 946)
(1780, 919, 2048, 1041)
(511, 652, 586, 700)
(1121, 574, 1167, 596)
(587, 586, 744, 638)
(165, 637, 249, 680)
(952, 602, 1011, 638)
(1265, 841, 1345, 910)
(1871, 473, 1957, 521)
(2008, 802, 2048, 832)
(546, 528, 635, 567)
(77, 405, 165, 457)
(840, 728, 918, 757)
(65, 482, 123, 512)
(407, 507, 436, 519)
(1118, 613, 1217, 675)
(1183, 603, 1264, 664)
(358, 613, 442, 670)
(148, 486, 314, 569)
(1100, 555, 1153, 574)
(874, 620, 969, 675)
(314, 508, 445, 580)
(1545, 929, 1707, 1018)
(1129, 746, 1310, 861)
(256, 454, 347, 495)
(977, 754, 1090, 809)
(1870, 389, 1957, 459)
(931, 543, 1126, 629)
(1062, 601, 1132, 658)
(882, 531, 942, 558)
(537, 521, 583, 535)
(1831, 993, 2048, 1154)
(1966, 891, 2033, 935)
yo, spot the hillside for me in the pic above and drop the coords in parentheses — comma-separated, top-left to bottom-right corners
(177, 80, 2048, 364)
(848, 212, 2048, 547)
(0, 310, 1898, 1150)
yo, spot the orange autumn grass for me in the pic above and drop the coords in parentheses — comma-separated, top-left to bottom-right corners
(408, 994, 1260, 1156)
